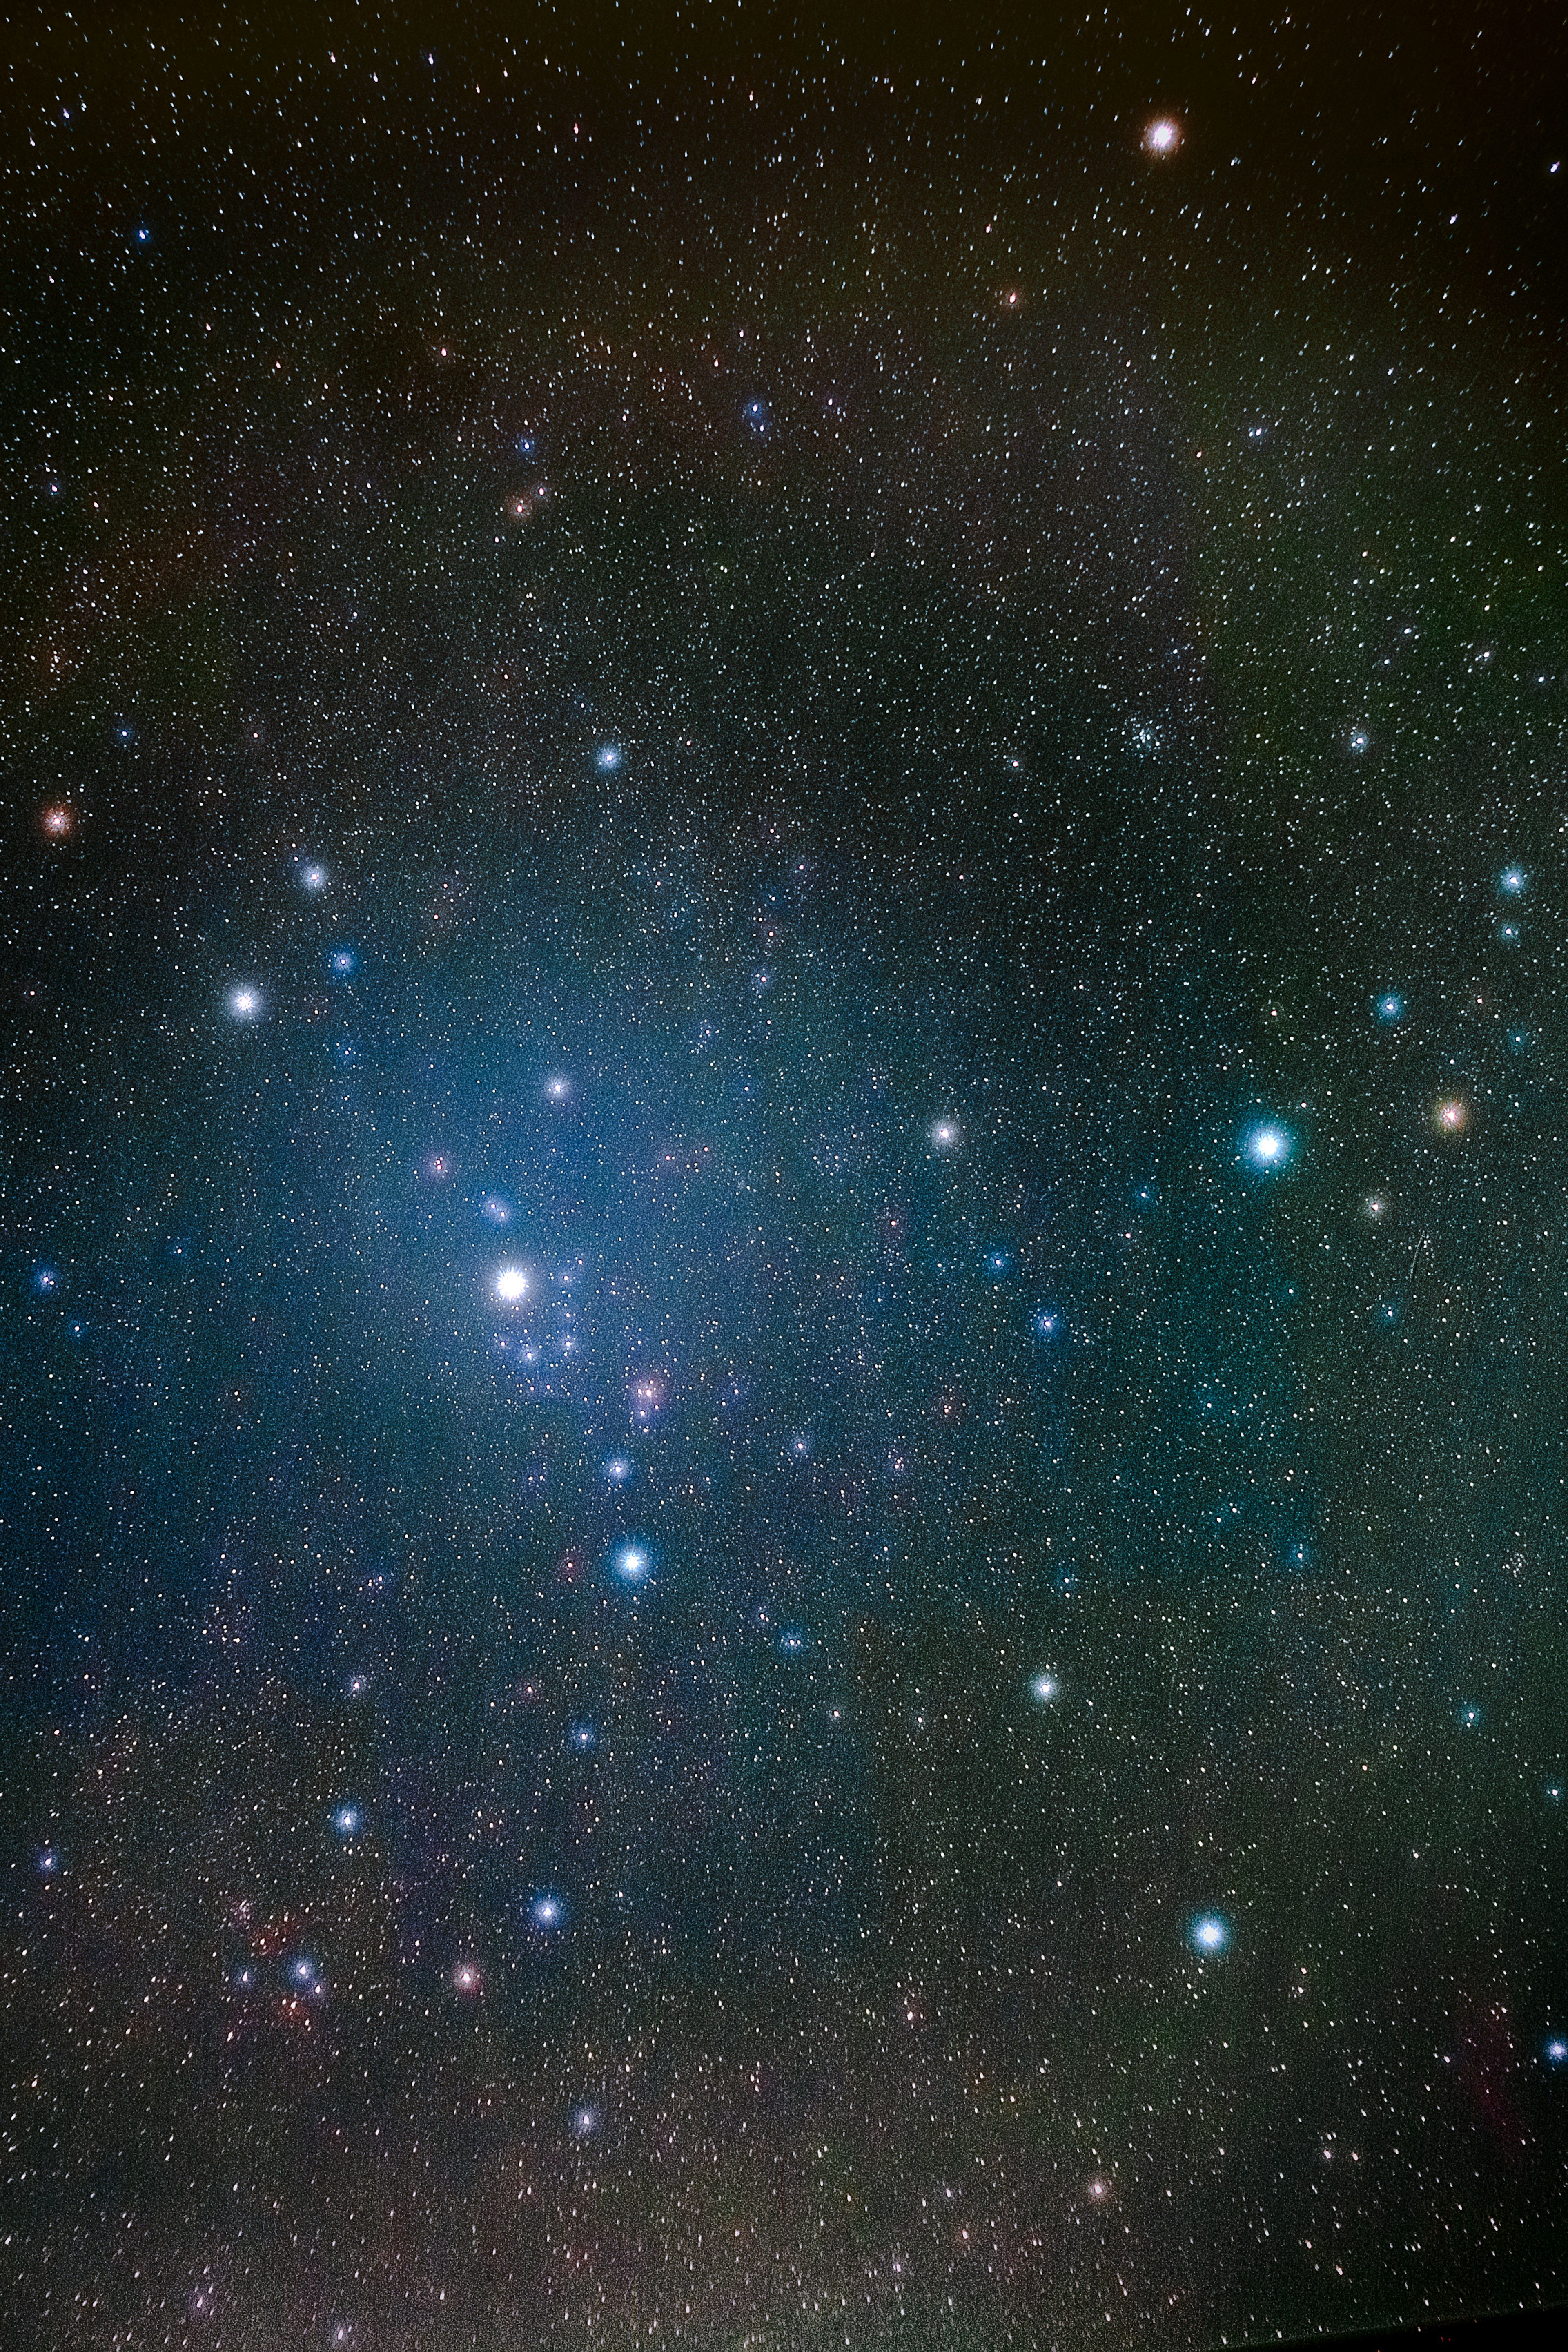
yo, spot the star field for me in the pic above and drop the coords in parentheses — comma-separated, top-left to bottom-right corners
(3, 6, 1568, 2351)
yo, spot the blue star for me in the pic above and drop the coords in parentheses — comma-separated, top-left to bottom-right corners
(332, 1805, 361, 1839)
(529, 1892, 566, 1932)
(611, 1542, 653, 1588)
(1029, 1671, 1060, 1706)
(568, 1721, 598, 1752)
(327, 947, 358, 979)
(1374, 991, 1404, 1024)
(1243, 1121, 1292, 1172)
(742, 396, 772, 437)
(594, 741, 622, 773)
(1545, 2037, 1568, 2067)
(1458, 1701, 1482, 1729)
(1189, 1913, 1230, 1955)
(1499, 865, 1527, 896)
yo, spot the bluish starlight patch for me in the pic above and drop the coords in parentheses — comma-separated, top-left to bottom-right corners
(1242, 1121, 1293, 1172)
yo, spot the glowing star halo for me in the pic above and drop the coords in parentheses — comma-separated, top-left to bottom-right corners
(1243, 1121, 1292, 1171)
(1143, 116, 1182, 155)
(494, 1266, 528, 1303)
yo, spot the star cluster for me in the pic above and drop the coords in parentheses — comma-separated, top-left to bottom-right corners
(2, 8, 1567, 2352)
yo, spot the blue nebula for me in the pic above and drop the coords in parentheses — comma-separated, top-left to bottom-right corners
(1458, 1701, 1482, 1729)
(1032, 1309, 1060, 1341)
(332, 1804, 361, 1838)
(985, 1248, 1013, 1277)
(742, 396, 772, 437)
(1545, 2038, 1568, 2067)
(594, 741, 623, 772)
(568, 1721, 598, 1752)
(529, 1892, 566, 1932)
(327, 947, 358, 979)
(777, 1627, 805, 1657)
(1499, 865, 1527, 896)
(1375, 991, 1405, 1024)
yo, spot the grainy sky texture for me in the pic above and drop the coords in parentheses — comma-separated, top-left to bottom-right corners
(3, 6, 1568, 2349)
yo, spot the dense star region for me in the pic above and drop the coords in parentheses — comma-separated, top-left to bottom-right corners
(3, 5, 1568, 2349)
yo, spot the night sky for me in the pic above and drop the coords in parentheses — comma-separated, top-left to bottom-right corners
(4, 5, 1568, 2348)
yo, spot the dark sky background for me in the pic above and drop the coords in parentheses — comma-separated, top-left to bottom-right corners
(3, 5, 1568, 2348)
